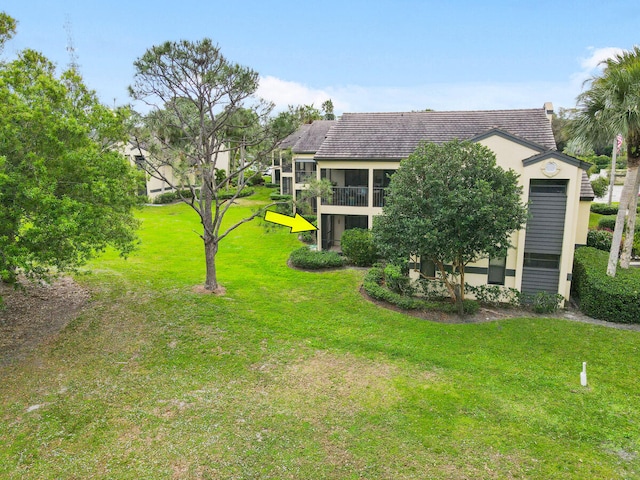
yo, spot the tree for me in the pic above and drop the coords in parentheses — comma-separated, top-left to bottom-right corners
(129, 39, 292, 292)
(573, 46, 640, 276)
(372, 140, 528, 315)
(322, 99, 335, 120)
(0, 18, 141, 296)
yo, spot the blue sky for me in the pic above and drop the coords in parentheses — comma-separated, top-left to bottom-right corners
(3, 0, 639, 115)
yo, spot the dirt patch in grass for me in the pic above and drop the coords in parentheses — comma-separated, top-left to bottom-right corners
(191, 284, 227, 296)
(0, 277, 90, 365)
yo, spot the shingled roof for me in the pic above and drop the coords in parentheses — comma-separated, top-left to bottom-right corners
(277, 120, 337, 153)
(292, 120, 336, 154)
(314, 108, 557, 160)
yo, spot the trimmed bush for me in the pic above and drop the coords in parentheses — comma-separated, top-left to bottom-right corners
(218, 187, 254, 200)
(597, 215, 617, 231)
(591, 202, 640, 215)
(572, 246, 640, 323)
(153, 191, 178, 204)
(362, 266, 479, 314)
(265, 182, 280, 189)
(591, 203, 618, 215)
(587, 229, 613, 252)
(340, 228, 378, 267)
(270, 193, 293, 201)
(289, 247, 345, 270)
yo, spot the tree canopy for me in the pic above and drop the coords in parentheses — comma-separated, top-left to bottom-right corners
(129, 38, 292, 291)
(372, 140, 527, 313)
(0, 16, 141, 295)
(573, 46, 640, 276)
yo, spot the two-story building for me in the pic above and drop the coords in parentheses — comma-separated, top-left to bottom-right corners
(276, 104, 594, 301)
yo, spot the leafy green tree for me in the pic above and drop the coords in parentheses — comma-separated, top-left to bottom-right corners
(129, 39, 291, 292)
(372, 140, 527, 315)
(322, 99, 335, 120)
(0, 19, 141, 296)
(573, 46, 640, 275)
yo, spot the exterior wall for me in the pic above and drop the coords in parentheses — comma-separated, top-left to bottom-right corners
(316, 160, 398, 232)
(123, 143, 229, 200)
(313, 134, 590, 303)
(576, 200, 592, 245)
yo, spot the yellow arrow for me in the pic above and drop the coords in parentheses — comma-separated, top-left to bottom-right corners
(264, 211, 317, 233)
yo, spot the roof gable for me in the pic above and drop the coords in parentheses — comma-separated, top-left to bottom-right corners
(522, 151, 592, 171)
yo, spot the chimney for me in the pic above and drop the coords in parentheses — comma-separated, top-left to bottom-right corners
(544, 102, 554, 124)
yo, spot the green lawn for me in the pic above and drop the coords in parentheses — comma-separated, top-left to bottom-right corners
(1, 187, 639, 479)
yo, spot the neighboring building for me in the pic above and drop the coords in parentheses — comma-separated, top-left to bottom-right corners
(273, 120, 337, 211)
(285, 104, 594, 301)
(123, 143, 230, 200)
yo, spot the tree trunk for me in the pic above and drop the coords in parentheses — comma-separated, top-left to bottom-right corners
(204, 236, 218, 290)
(607, 162, 639, 276)
(620, 170, 640, 268)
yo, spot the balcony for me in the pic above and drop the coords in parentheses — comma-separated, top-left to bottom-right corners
(281, 162, 292, 173)
(373, 187, 388, 207)
(295, 171, 316, 184)
(323, 186, 368, 207)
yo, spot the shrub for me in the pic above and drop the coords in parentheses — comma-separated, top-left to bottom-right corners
(572, 246, 640, 323)
(591, 202, 640, 215)
(289, 247, 345, 270)
(340, 228, 378, 267)
(362, 266, 479, 314)
(383, 263, 414, 296)
(270, 193, 293, 201)
(247, 172, 265, 186)
(265, 182, 280, 189)
(153, 191, 178, 204)
(218, 187, 254, 200)
(597, 215, 617, 231)
(590, 176, 609, 198)
(521, 291, 565, 314)
(587, 229, 613, 252)
(465, 284, 521, 308)
(590, 203, 618, 215)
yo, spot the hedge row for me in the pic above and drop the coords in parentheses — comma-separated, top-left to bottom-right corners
(572, 247, 640, 324)
(591, 202, 640, 215)
(152, 187, 254, 204)
(362, 267, 479, 314)
(289, 247, 345, 270)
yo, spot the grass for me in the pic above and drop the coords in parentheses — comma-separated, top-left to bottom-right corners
(1, 186, 640, 479)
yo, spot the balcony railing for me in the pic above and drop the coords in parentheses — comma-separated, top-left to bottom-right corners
(281, 163, 292, 173)
(323, 186, 368, 207)
(373, 187, 388, 207)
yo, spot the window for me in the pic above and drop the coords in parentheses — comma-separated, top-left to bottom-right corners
(282, 177, 292, 195)
(420, 258, 436, 278)
(344, 215, 368, 230)
(523, 253, 560, 269)
(488, 256, 506, 285)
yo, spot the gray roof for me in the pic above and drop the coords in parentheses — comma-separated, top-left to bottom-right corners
(315, 108, 557, 160)
(581, 171, 595, 200)
(291, 120, 337, 154)
(278, 123, 312, 150)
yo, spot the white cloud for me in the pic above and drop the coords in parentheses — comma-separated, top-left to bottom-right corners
(580, 47, 624, 71)
(258, 46, 629, 115)
(257, 76, 349, 113)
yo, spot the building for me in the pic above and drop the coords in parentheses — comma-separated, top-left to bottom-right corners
(276, 104, 594, 301)
(123, 143, 230, 201)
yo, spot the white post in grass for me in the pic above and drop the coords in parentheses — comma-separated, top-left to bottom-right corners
(580, 362, 588, 387)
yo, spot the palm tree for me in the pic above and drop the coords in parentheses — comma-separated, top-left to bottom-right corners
(573, 46, 640, 276)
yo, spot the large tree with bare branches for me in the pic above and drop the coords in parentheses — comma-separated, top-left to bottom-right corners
(129, 39, 289, 291)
